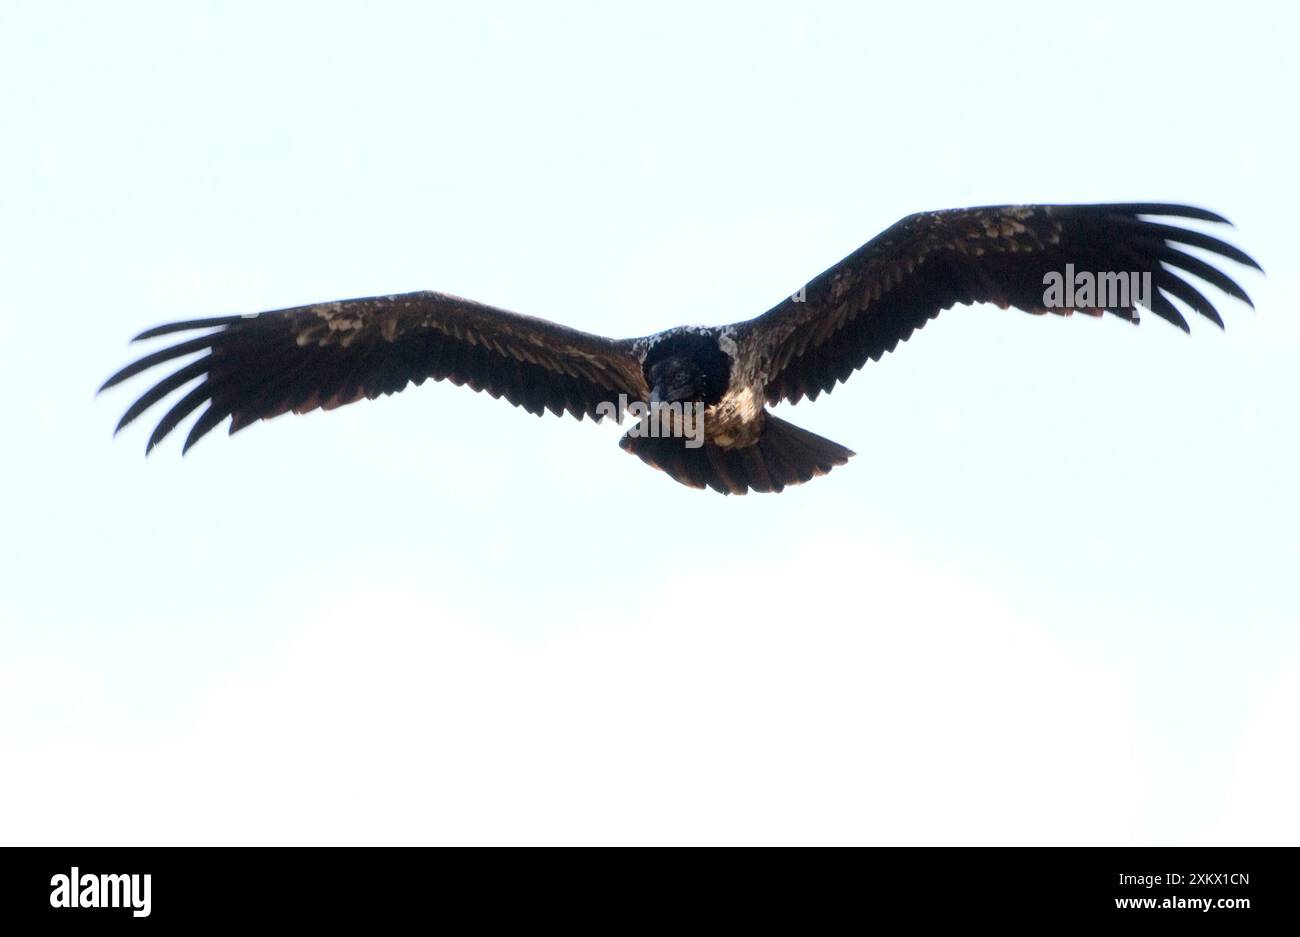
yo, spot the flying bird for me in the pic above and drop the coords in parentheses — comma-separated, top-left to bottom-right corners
(101, 203, 1260, 494)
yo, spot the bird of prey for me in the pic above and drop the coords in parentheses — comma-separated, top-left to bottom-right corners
(101, 203, 1259, 494)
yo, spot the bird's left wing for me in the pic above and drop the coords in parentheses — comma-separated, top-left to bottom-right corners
(100, 290, 649, 452)
(736, 204, 1261, 405)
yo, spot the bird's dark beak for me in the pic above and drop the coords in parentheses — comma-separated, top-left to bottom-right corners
(651, 377, 695, 406)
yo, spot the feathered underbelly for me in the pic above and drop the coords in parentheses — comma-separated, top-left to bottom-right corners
(704, 383, 766, 448)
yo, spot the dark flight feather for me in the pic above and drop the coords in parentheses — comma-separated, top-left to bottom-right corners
(102, 291, 649, 453)
(740, 203, 1261, 405)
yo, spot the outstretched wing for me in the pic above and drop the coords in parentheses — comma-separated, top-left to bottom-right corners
(100, 290, 649, 453)
(739, 204, 1262, 405)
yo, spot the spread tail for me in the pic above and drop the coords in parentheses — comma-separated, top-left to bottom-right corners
(619, 413, 854, 494)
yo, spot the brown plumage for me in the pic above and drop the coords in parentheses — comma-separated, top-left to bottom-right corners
(102, 292, 648, 454)
(101, 202, 1260, 494)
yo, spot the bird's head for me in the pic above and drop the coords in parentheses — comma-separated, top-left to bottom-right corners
(642, 329, 733, 407)
(647, 356, 708, 406)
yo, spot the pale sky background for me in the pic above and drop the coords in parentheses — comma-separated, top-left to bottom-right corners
(1, 1, 1296, 845)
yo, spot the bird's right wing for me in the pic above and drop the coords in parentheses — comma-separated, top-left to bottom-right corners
(100, 290, 650, 453)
